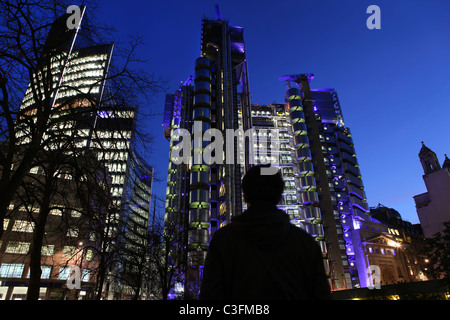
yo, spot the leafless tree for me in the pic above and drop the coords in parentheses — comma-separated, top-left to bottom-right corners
(0, 0, 166, 242)
(0, 0, 166, 300)
(144, 208, 190, 300)
(9, 146, 111, 299)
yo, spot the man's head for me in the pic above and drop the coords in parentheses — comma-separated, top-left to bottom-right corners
(241, 164, 284, 206)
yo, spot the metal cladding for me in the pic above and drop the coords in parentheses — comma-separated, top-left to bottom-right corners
(164, 163, 177, 221)
(187, 57, 212, 266)
(165, 85, 186, 225)
(287, 87, 324, 241)
(326, 125, 370, 285)
(294, 134, 309, 148)
(164, 16, 252, 281)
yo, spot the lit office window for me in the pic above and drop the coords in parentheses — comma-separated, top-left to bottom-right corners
(82, 269, 90, 282)
(50, 207, 63, 216)
(41, 245, 55, 256)
(66, 228, 79, 237)
(12, 220, 35, 233)
(5, 241, 30, 254)
(86, 249, 94, 261)
(3, 219, 9, 231)
(58, 266, 71, 280)
(63, 246, 77, 257)
(27, 266, 52, 279)
(0, 263, 25, 278)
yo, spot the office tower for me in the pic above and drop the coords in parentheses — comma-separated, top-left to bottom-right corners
(274, 74, 373, 290)
(163, 14, 251, 293)
(413, 143, 450, 238)
(250, 103, 321, 232)
(250, 102, 331, 290)
(13, 8, 153, 298)
(163, 12, 376, 293)
(0, 154, 105, 300)
(250, 103, 328, 250)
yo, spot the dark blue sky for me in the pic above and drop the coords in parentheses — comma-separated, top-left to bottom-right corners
(98, 0, 450, 224)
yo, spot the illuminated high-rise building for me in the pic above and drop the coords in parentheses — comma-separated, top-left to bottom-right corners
(250, 102, 327, 253)
(163, 12, 251, 293)
(15, 8, 154, 297)
(163, 11, 376, 294)
(248, 73, 376, 290)
(277, 74, 372, 290)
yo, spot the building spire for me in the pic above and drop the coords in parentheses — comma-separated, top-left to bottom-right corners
(443, 154, 450, 169)
(419, 141, 441, 174)
(215, 4, 222, 20)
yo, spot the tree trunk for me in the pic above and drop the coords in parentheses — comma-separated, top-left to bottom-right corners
(0, 147, 38, 241)
(26, 211, 48, 300)
(94, 252, 107, 300)
(26, 180, 52, 300)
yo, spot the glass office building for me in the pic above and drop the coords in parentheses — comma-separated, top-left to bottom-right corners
(15, 8, 154, 297)
(163, 14, 373, 292)
(278, 74, 372, 290)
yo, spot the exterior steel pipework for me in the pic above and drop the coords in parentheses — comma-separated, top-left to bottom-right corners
(201, 18, 248, 226)
(286, 86, 326, 248)
(221, 22, 237, 225)
(188, 57, 212, 267)
(163, 15, 252, 296)
(165, 87, 185, 227)
(282, 76, 330, 285)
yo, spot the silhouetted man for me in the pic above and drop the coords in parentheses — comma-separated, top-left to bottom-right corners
(200, 164, 331, 300)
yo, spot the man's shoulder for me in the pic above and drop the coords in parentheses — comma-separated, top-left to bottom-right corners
(287, 223, 318, 244)
(210, 224, 234, 241)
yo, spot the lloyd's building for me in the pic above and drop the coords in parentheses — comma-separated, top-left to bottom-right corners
(163, 13, 252, 291)
(253, 74, 373, 291)
(163, 12, 374, 293)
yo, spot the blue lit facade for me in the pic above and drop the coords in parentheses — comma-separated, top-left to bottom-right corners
(279, 74, 372, 290)
(163, 13, 374, 292)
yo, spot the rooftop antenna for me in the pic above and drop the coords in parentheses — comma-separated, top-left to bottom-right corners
(215, 4, 222, 20)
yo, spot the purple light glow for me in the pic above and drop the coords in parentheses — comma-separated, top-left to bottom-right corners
(232, 42, 245, 53)
(353, 219, 361, 230)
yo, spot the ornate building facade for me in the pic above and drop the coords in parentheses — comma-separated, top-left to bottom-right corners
(414, 143, 450, 238)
